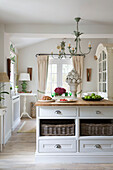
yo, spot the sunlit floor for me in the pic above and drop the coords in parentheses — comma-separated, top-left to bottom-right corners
(0, 118, 113, 170)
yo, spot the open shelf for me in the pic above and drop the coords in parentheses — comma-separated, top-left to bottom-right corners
(80, 119, 113, 136)
(40, 119, 75, 137)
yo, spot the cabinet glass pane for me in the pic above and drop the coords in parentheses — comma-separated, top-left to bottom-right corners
(103, 51, 105, 60)
(103, 83, 106, 92)
(103, 72, 106, 82)
(103, 61, 106, 71)
(99, 83, 101, 92)
(103, 51, 106, 60)
(99, 73, 102, 82)
(99, 63, 102, 72)
(99, 54, 102, 62)
(105, 53, 106, 59)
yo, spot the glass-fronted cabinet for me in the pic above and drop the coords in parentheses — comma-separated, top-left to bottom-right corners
(96, 43, 113, 99)
(98, 51, 107, 95)
(10, 42, 18, 93)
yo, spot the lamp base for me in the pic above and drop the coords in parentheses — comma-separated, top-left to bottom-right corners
(21, 81, 27, 93)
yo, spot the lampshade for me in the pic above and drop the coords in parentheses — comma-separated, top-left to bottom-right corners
(0, 72, 9, 82)
(19, 73, 30, 81)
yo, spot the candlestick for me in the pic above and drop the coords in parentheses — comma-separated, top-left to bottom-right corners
(68, 44, 71, 47)
(88, 42, 91, 48)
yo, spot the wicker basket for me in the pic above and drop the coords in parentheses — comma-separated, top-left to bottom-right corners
(41, 123, 75, 136)
(81, 123, 113, 136)
(31, 102, 36, 118)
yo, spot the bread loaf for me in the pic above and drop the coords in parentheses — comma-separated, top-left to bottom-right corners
(41, 96, 52, 100)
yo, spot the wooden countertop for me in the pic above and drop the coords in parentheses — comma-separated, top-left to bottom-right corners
(35, 99, 113, 106)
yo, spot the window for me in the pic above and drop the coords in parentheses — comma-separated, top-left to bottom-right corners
(46, 58, 73, 95)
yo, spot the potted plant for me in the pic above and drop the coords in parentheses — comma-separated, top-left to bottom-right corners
(15, 85, 18, 94)
(0, 85, 9, 107)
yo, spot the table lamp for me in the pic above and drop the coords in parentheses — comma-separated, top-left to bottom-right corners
(19, 73, 30, 93)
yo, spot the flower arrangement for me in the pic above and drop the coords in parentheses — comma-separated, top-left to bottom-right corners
(66, 69, 82, 99)
(54, 87, 66, 96)
(66, 69, 81, 85)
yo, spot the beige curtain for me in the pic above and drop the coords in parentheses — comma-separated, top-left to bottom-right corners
(37, 55, 49, 99)
(72, 56, 84, 95)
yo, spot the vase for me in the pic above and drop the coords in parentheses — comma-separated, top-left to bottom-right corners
(70, 84, 78, 99)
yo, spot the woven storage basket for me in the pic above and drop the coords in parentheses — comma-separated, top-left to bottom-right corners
(41, 123, 75, 136)
(81, 123, 113, 136)
(30, 102, 36, 118)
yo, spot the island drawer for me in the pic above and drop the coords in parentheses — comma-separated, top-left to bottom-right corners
(39, 107, 77, 117)
(80, 140, 113, 153)
(39, 139, 76, 153)
(80, 107, 113, 117)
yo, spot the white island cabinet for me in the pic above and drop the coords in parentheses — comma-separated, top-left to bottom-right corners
(35, 99, 113, 163)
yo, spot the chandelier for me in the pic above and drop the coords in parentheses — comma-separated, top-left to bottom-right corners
(36, 17, 92, 59)
(68, 17, 92, 57)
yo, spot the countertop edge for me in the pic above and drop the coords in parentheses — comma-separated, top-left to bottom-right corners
(35, 99, 113, 107)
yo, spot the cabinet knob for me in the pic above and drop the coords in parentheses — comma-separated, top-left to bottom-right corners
(54, 110, 62, 114)
(54, 144, 61, 149)
(95, 144, 101, 148)
(96, 111, 101, 114)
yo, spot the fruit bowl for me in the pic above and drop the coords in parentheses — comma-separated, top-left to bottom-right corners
(82, 97, 104, 101)
(82, 93, 104, 101)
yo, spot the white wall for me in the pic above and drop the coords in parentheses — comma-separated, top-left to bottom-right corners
(0, 24, 5, 72)
(4, 33, 12, 142)
(0, 25, 12, 143)
(18, 38, 108, 114)
(5, 23, 113, 37)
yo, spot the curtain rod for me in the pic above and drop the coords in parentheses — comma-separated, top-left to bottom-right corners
(35, 54, 84, 57)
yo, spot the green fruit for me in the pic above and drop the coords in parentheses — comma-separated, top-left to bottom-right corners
(91, 93, 95, 96)
(98, 95, 101, 99)
(95, 95, 99, 99)
(88, 96, 91, 99)
(84, 96, 88, 99)
(92, 96, 96, 99)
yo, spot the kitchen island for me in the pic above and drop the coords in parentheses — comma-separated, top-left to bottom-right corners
(35, 99, 113, 163)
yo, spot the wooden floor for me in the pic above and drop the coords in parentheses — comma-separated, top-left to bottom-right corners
(1, 119, 113, 170)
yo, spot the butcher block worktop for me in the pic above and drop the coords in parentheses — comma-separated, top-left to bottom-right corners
(35, 99, 113, 106)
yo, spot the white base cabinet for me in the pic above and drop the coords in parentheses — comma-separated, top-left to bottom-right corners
(36, 106, 113, 163)
(11, 95, 20, 131)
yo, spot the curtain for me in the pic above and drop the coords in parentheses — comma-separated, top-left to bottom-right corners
(37, 55, 49, 99)
(72, 56, 84, 95)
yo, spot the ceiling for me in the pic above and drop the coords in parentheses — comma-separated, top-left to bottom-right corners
(10, 37, 49, 49)
(2, 0, 113, 49)
(0, 0, 113, 25)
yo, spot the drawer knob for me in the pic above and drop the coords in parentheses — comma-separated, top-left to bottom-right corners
(95, 144, 101, 148)
(54, 110, 62, 114)
(54, 144, 61, 149)
(96, 111, 101, 114)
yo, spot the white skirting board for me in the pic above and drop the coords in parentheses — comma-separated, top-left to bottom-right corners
(5, 129, 11, 144)
(35, 155, 113, 164)
(12, 117, 20, 131)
